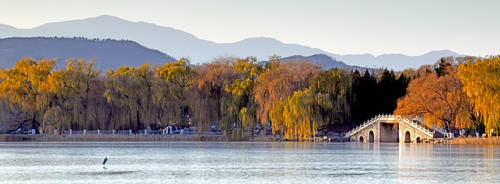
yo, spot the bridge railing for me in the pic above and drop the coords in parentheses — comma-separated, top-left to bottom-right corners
(432, 126, 448, 136)
(346, 114, 435, 138)
(394, 115, 434, 137)
(345, 114, 388, 137)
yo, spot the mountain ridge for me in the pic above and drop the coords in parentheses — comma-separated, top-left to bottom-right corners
(281, 54, 349, 69)
(0, 15, 463, 70)
(0, 37, 176, 70)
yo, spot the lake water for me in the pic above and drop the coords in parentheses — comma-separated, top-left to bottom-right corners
(0, 142, 499, 184)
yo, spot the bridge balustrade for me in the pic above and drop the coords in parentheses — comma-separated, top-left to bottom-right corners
(346, 114, 434, 138)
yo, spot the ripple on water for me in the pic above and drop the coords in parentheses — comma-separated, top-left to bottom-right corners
(79, 170, 139, 176)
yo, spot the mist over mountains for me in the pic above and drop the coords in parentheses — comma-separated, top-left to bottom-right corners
(0, 15, 463, 70)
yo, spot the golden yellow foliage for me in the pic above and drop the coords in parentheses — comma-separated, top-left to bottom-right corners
(156, 58, 195, 88)
(269, 88, 331, 139)
(254, 60, 319, 126)
(458, 56, 500, 136)
(0, 58, 55, 115)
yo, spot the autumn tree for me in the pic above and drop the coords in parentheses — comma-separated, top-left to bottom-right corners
(155, 58, 195, 126)
(0, 58, 55, 131)
(309, 68, 352, 124)
(104, 66, 143, 130)
(395, 63, 474, 131)
(188, 58, 239, 133)
(254, 60, 320, 127)
(223, 57, 263, 137)
(269, 88, 331, 139)
(458, 56, 500, 136)
(134, 64, 156, 129)
(41, 59, 103, 131)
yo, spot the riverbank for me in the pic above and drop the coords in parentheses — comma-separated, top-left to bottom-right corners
(0, 134, 278, 142)
(448, 137, 500, 145)
(4, 134, 500, 144)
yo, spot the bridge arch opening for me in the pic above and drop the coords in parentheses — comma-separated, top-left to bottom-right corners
(416, 137, 421, 143)
(347, 115, 434, 143)
(404, 131, 411, 143)
(369, 131, 374, 142)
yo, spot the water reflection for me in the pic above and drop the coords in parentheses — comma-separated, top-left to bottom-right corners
(0, 142, 499, 184)
(397, 143, 500, 183)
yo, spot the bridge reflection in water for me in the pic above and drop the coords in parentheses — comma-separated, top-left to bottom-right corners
(345, 114, 439, 143)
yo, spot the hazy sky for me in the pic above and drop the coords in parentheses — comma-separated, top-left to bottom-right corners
(0, 0, 499, 56)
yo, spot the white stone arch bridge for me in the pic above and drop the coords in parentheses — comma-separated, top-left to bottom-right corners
(345, 114, 437, 143)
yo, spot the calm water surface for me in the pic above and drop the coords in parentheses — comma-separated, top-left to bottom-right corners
(0, 142, 499, 184)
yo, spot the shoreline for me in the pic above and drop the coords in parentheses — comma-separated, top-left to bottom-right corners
(0, 134, 279, 142)
(3, 134, 500, 145)
(448, 137, 500, 145)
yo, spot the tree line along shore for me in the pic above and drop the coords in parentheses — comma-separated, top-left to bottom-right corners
(0, 134, 278, 142)
(0, 55, 498, 142)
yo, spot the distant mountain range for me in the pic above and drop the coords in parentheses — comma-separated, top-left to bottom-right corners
(0, 37, 175, 70)
(281, 54, 355, 69)
(0, 37, 363, 71)
(0, 37, 367, 71)
(0, 15, 463, 70)
(334, 50, 462, 70)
